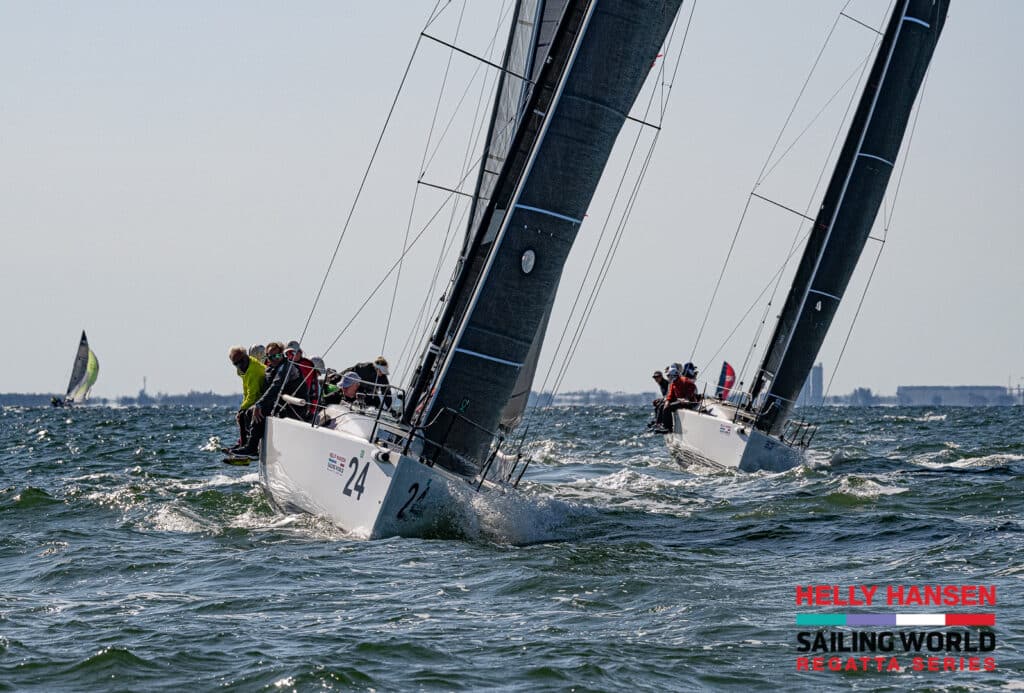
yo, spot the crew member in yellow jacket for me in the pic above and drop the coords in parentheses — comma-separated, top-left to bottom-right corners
(228, 345, 267, 450)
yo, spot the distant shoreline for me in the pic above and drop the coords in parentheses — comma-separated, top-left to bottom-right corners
(3, 384, 1021, 408)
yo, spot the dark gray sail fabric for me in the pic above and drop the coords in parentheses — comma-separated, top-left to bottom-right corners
(422, 0, 683, 475)
(751, 0, 949, 435)
(65, 331, 91, 398)
(402, 0, 571, 421)
(465, 1, 570, 245)
(499, 303, 551, 430)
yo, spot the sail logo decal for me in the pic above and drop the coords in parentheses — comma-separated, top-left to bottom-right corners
(327, 452, 347, 476)
(720, 424, 732, 435)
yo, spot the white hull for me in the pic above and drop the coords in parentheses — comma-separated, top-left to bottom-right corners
(260, 414, 478, 539)
(665, 404, 804, 473)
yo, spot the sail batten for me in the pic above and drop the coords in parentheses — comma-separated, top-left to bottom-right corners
(750, 0, 948, 435)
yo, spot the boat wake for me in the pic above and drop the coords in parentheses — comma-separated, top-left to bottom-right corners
(468, 485, 583, 545)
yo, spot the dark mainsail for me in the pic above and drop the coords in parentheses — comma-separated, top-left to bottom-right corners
(463, 0, 570, 247)
(406, 0, 683, 474)
(750, 0, 948, 435)
(66, 331, 91, 398)
(64, 330, 99, 404)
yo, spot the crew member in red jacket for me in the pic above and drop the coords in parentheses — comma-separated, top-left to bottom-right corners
(654, 363, 700, 433)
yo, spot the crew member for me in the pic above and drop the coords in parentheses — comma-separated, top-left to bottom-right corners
(229, 345, 266, 449)
(654, 363, 700, 433)
(231, 342, 302, 458)
(342, 356, 391, 409)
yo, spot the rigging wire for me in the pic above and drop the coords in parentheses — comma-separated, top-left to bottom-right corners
(271, 0, 448, 417)
(756, 54, 873, 189)
(545, 1, 696, 399)
(701, 226, 812, 371)
(735, 53, 873, 395)
(549, 138, 663, 399)
(518, 0, 696, 439)
(756, 0, 854, 188)
(395, 1, 518, 381)
(332, 79, 518, 372)
(319, 182, 478, 359)
(419, 2, 519, 177)
(733, 47, 875, 400)
(320, 58, 525, 363)
(295, 31, 428, 348)
(692, 1, 885, 398)
(383, 0, 470, 356)
(823, 64, 932, 400)
(690, 0, 858, 363)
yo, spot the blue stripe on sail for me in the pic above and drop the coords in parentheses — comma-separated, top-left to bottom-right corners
(514, 203, 583, 225)
(809, 288, 841, 301)
(903, 16, 930, 29)
(858, 152, 895, 167)
(453, 348, 524, 368)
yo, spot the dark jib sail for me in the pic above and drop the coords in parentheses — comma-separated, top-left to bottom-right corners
(409, 0, 682, 475)
(750, 0, 948, 436)
(65, 331, 91, 400)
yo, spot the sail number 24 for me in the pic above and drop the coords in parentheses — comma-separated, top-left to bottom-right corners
(342, 458, 369, 500)
(328, 453, 369, 500)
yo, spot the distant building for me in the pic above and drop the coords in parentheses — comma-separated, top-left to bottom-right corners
(530, 389, 656, 407)
(896, 386, 1014, 407)
(797, 363, 824, 406)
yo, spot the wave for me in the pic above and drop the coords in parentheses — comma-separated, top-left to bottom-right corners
(832, 475, 909, 499)
(910, 452, 1024, 470)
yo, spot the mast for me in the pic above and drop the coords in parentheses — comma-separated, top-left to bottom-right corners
(404, 0, 565, 420)
(408, 0, 683, 475)
(749, 0, 949, 436)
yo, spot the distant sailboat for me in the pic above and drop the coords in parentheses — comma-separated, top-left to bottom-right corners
(663, 0, 948, 472)
(53, 331, 99, 407)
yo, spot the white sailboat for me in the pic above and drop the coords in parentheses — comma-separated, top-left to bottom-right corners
(663, 0, 949, 472)
(53, 330, 99, 407)
(260, 0, 686, 537)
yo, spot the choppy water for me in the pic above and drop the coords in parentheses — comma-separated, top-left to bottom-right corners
(1, 404, 1021, 690)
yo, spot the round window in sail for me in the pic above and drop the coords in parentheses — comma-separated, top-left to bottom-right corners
(521, 249, 536, 274)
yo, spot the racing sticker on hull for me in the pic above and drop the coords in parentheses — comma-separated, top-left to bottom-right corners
(327, 451, 347, 476)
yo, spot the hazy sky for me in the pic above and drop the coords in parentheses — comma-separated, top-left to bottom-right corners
(2, 1, 1021, 400)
